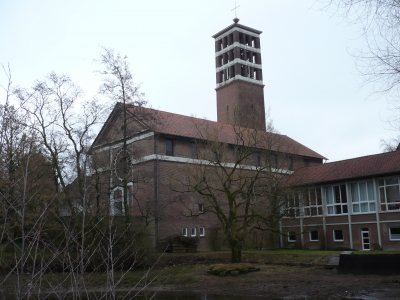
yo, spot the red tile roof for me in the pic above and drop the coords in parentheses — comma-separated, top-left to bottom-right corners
(128, 105, 325, 160)
(290, 150, 400, 185)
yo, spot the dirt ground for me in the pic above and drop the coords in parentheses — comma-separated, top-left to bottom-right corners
(146, 252, 400, 299)
(154, 265, 400, 299)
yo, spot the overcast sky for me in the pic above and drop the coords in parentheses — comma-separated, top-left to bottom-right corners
(0, 0, 397, 162)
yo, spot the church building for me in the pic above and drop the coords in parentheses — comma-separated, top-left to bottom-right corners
(89, 18, 400, 252)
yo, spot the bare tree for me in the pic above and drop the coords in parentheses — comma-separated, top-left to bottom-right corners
(172, 116, 302, 263)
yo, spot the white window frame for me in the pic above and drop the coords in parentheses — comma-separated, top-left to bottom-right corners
(351, 181, 376, 214)
(191, 227, 197, 237)
(182, 227, 188, 237)
(379, 177, 400, 211)
(333, 229, 344, 242)
(285, 194, 300, 218)
(303, 188, 323, 217)
(389, 228, 400, 241)
(288, 231, 296, 242)
(309, 230, 319, 242)
(326, 185, 348, 215)
(110, 187, 125, 216)
(199, 227, 205, 237)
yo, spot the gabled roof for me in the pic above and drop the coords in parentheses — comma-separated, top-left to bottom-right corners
(290, 150, 400, 186)
(126, 105, 325, 160)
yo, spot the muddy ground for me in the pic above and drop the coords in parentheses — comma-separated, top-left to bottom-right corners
(147, 252, 400, 299)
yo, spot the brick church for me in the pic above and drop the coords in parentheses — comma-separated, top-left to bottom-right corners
(90, 19, 400, 251)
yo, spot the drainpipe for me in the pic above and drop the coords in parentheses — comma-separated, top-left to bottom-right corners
(154, 133, 160, 245)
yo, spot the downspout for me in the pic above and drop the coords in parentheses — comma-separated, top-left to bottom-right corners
(154, 133, 160, 246)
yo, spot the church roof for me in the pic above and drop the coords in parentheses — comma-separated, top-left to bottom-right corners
(128, 105, 325, 160)
(212, 23, 262, 38)
(289, 150, 400, 186)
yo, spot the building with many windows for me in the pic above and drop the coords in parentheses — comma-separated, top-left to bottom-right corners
(90, 18, 400, 252)
(282, 149, 400, 250)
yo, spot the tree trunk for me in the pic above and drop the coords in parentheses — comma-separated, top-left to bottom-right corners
(230, 243, 242, 263)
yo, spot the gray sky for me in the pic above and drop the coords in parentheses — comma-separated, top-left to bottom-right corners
(0, 0, 397, 162)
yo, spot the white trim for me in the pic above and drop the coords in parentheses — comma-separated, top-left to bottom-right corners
(131, 154, 293, 174)
(182, 227, 188, 237)
(199, 227, 205, 237)
(309, 230, 319, 242)
(216, 75, 263, 88)
(389, 227, 400, 241)
(333, 229, 344, 242)
(216, 58, 262, 73)
(93, 132, 155, 153)
(214, 27, 260, 41)
(215, 42, 261, 57)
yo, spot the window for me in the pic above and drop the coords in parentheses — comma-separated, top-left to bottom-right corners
(389, 228, 400, 241)
(379, 177, 400, 211)
(166, 139, 173, 156)
(287, 157, 293, 171)
(303, 188, 323, 216)
(288, 231, 296, 242)
(191, 142, 197, 159)
(285, 194, 300, 218)
(269, 154, 277, 169)
(182, 227, 188, 237)
(191, 228, 196, 237)
(199, 227, 205, 237)
(310, 231, 319, 242)
(326, 185, 348, 215)
(198, 204, 204, 214)
(333, 229, 344, 242)
(253, 153, 260, 166)
(351, 181, 376, 213)
(110, 187, 124, 216)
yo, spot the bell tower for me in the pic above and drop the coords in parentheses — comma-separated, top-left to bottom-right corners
(212, 18, 266, 131)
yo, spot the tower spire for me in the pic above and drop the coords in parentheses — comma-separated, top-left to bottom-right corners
(231, 2, 240, 23)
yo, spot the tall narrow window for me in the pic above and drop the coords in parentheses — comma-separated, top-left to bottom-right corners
(182, 227, 188, 237)
(198, 204, 204, 214)
(270, 154, 277, 169)
(166, 139, 173, 156)
(191, 228, 197, 237)
(287, 157, 293, 171)
(191, 142, 197, 159)
(199, 227, 205, 237)
(111, 188, 124, 216)
(288, 231, 296, 242)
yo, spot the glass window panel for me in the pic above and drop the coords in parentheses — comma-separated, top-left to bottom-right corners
(386, 178, 398, 185)
(386, 186, 400, 203)
(328, 207, 334, 215)
(310, 189, 316, 206)
(334, 186, 341, 203)
(340, 185, 347, 203)
(353, 204, 360, 213)
(351, 183, 359, 203)
(388, 203, 400, 210)
(304, 208, 310, 216)
(378, 179, 384, 186)
(381, 204, 387, 212)
(311, 207, 317, 216)
(343, 205, 348, 214)
(367, 181, 374, 201)
(335, 205, 342, 214)
(303, 191, 310, 207)
(326, 187, 333, 204)
(317, 207, 323, 215)
(359, 182, 367, 201)
(369, 203, 376, 212)
(316, 189, 322, 205)
(360, 203, 368, 212)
